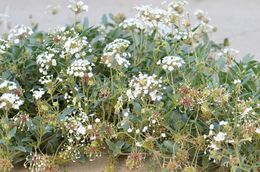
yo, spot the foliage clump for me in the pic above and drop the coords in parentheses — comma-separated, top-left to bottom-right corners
(0, 0, 259, 172)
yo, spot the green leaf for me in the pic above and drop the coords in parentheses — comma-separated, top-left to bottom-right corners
(132, 102, 141, 113)
(14, 146, 27, 152)
(163, 140, 178, 154)
(105, 139, 124, 156)
(8, 127, 17, 139)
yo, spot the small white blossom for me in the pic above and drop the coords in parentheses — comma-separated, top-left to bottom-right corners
(241, 107, 253, 118)
(0, 80, 17, 91)
(77, 125, 86, 135)
(126, 73, 164, 101)
(213, 132, 227, 142)
(8, 25, 33, 43)
(64, 36, 92, 57)
(136, 142, 142, 147)
(68, 0, 88, 14)
(256, 128, 260, 134)
(161, 133, 166, 138)
(0, 93, 24, 110)
(127, 128, 133, 133)
(95, 118, 100, 123)
(0, 39, 10, 54)
(31, 88, 45, 100)
(102, 39, 131, 68)
(233, 79, 241, 85)
(142, 126, 148, 133)
(157, 56, 185, 71)
(219, 121, 228, 126)
(67, 59, 94, 78)
(119, 18, 145, 31)
(36, 52, 56, 75)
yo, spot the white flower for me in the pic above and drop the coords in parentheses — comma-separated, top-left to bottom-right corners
(104, 39, 130, 53)
(213, 132, 227, 142)
(0, 39, 10, 54)
(142, 126, 148, 132)
(126, 73, 164, 101)
(36, 52, 56, 75)
(39, 75, 53, 84)
(167, 0, 188, 14)
(95, 118, 100, 123)
(0, 93, 24, 110)
(161, 133, 166, 138)
(233, 79, 241, 85)
(157, 56, 185, 71)
(241, 107, 253, 118)
(102, 39, 131, 68)
(64, 36, 92, 56)
(194, 10, 211, 24)
(256, 128, 260, 134)
(123, 111, 129, 117)
(0, 80, 17, 91)
(8, 25, 33, 43)
(208, 143, 219, 150)
(67, 59, 94, 78)
(136, 142, 142, 147)
(87, 125, 93, 130)
(119, 18, 145, 31)
(209, 124, 214, 130)
(135, 5, 167, 23)
(31, 88, 45, 100)
(127, 128, 133, 133)
(68, 0, 88, 14)
(77, 125, 86, 135)
(218, 48, 239, 59)
(219, 121, 228, 126)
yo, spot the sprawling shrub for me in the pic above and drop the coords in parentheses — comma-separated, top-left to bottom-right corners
(0, 1, 259, 171)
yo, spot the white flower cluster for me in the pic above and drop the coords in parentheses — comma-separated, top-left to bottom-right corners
(131, 1, 189, 36)
(167, 0, 188, 14)
(135, 5, 167, 24)
(8, 25, 33, 44)
(204, 121, 235, 162)
(134, 5, 170, 35)
(218, 48, 239, 59)
(31, 88, 45, 100)
(24, 152, 50, 172)
(62, 110, 100, 145)
(0, 80, 18, 91)
(157, 56, 185, 71)
(39, 75, 53, 84)
(194, 10, 211, 24)
(67, 59, 94, 78)
(126, 73, 164, 101)
(102, 39, 131, 68)
(0, 39, 10, 54)
(104, 39, 130, 53)
(64, 36, 92, 57)
(240, 106, 253, 119)
(174, 30, 189, 40)
(36, 52, 57, 75)
(0, 93, 24, 110)
(119, 18, 145, 31)
(0, 80, 23, 110)
(67, 0, 88, 14)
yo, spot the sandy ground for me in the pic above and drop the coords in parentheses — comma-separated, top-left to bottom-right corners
(12, 155, 159, 172)
(1, 0, 259, 171)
